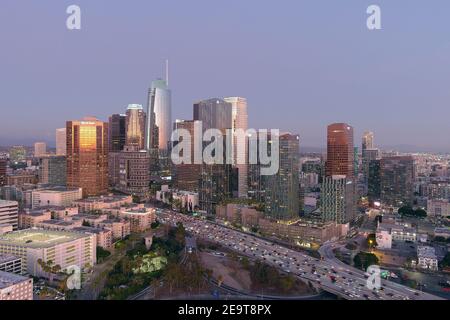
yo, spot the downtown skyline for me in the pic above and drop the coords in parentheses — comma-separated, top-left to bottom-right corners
(2, 1, 450, 151)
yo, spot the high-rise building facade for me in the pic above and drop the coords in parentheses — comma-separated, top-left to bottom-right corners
(193, 98, 232, 132)
(362, 131, 374, 151)
(380, 156, 415, 207)
(66, 117, 109, 197)
(56, 128, 67, 156)
(172, 120, 202, 192)
(224, 97, 249, 198)
(38, 156, 67, 186)
(125, 104, 146, 150)
(108, 114, 126, 152)
(145, 79, 172, 152)
(362, 148, 379, 181)
(368, 159, 381, 204)
(34, 142, 47, 158)
(325, 123, 354, 179)
(145, 79, 171, 177)
(320, 175, 355, 224)
(117, 146, 151, 200)
(264, 133, 300, 221)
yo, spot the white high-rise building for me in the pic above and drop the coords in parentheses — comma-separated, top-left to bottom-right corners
(145, 79, 172, 152)
(34, 142, 47, 157)
(56, 128, 67, 156)
(224, 97, 248, 198)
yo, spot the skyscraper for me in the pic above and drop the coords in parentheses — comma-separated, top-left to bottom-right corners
(193, 99, 236, 213)
(264, 133, 300, 221)
(172, 119, 202, 192)
(108, 114, 126, 152)
(325, 123, 354, 179)
(56, 128, 67, 156)
(224, 97, 248, 198)
(34, 142, 47, 158)
(362, 131, 374, 151)
(38, 156, 67, 186)
(125, 104, 146, 150)
(117, 146, 151, 200)
(320, 175, 355, 224)
(368, 159, 381, 204)
(198, 132, 236, 214)
(66, 117, 109, 197)
(380, 156, 415, 207)
(193, 98, 232, 132)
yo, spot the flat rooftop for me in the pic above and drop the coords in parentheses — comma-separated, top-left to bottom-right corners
(0, 229, 91, 248)
(0, 271, 30, 289)
(34, 187, 81, 193)
(74, 195, 131, 204)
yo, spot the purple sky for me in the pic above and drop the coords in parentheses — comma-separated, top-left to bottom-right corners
(1, 0, 450, 152)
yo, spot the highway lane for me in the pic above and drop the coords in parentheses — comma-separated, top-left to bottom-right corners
(157, 209, 442, 301)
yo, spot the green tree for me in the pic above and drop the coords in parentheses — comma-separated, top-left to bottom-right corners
(354, 252, 379, 270)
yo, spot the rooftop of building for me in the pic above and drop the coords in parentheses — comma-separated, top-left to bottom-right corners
(417, 246, 437, 259)
(0, 271, 30, 289)
(38, 220, 76, 227)
(121, 207, 154, 215)
(33, 186, 81, 193)
(73, 194, 131, 204)
(434, 227, 450, 234)
(0, 229, 91, 248)
(72, 226, 109, 234)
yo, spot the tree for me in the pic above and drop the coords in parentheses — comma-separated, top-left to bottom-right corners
(354, 252, 379, 270)
(398, 206, 427, 218)
(440, 252, 450, 269)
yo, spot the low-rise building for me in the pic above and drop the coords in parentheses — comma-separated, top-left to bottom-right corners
(427, 198, 450, 221)
(73, 227, 113, 249)
(31, 187, 83, 209)
(0, 271, 33, 300)
(119, 206, 156, 233)
(74, 194, 133, 213)
(98, 219, 131, 240)
(416, 246, 438, 271)
(18, 209, 52, 229)
(0, 229, 96, 276)
(434, 227, 450, 239)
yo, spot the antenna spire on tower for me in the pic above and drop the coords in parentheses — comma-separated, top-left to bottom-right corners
(165, 59, 169, 87)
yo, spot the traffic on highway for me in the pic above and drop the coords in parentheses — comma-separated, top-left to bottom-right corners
(157, 209, 441, 301)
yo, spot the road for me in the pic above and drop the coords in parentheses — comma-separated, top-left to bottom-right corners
(157, 209, 443, 300)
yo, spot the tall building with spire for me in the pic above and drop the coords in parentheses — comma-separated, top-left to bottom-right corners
(66, 117, 109, 197)
(145, 77, 172, 176)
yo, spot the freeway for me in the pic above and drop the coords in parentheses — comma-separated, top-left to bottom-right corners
(157, 209, 443, 301)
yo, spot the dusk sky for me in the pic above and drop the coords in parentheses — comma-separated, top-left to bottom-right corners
(1, 1, 450, 151)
